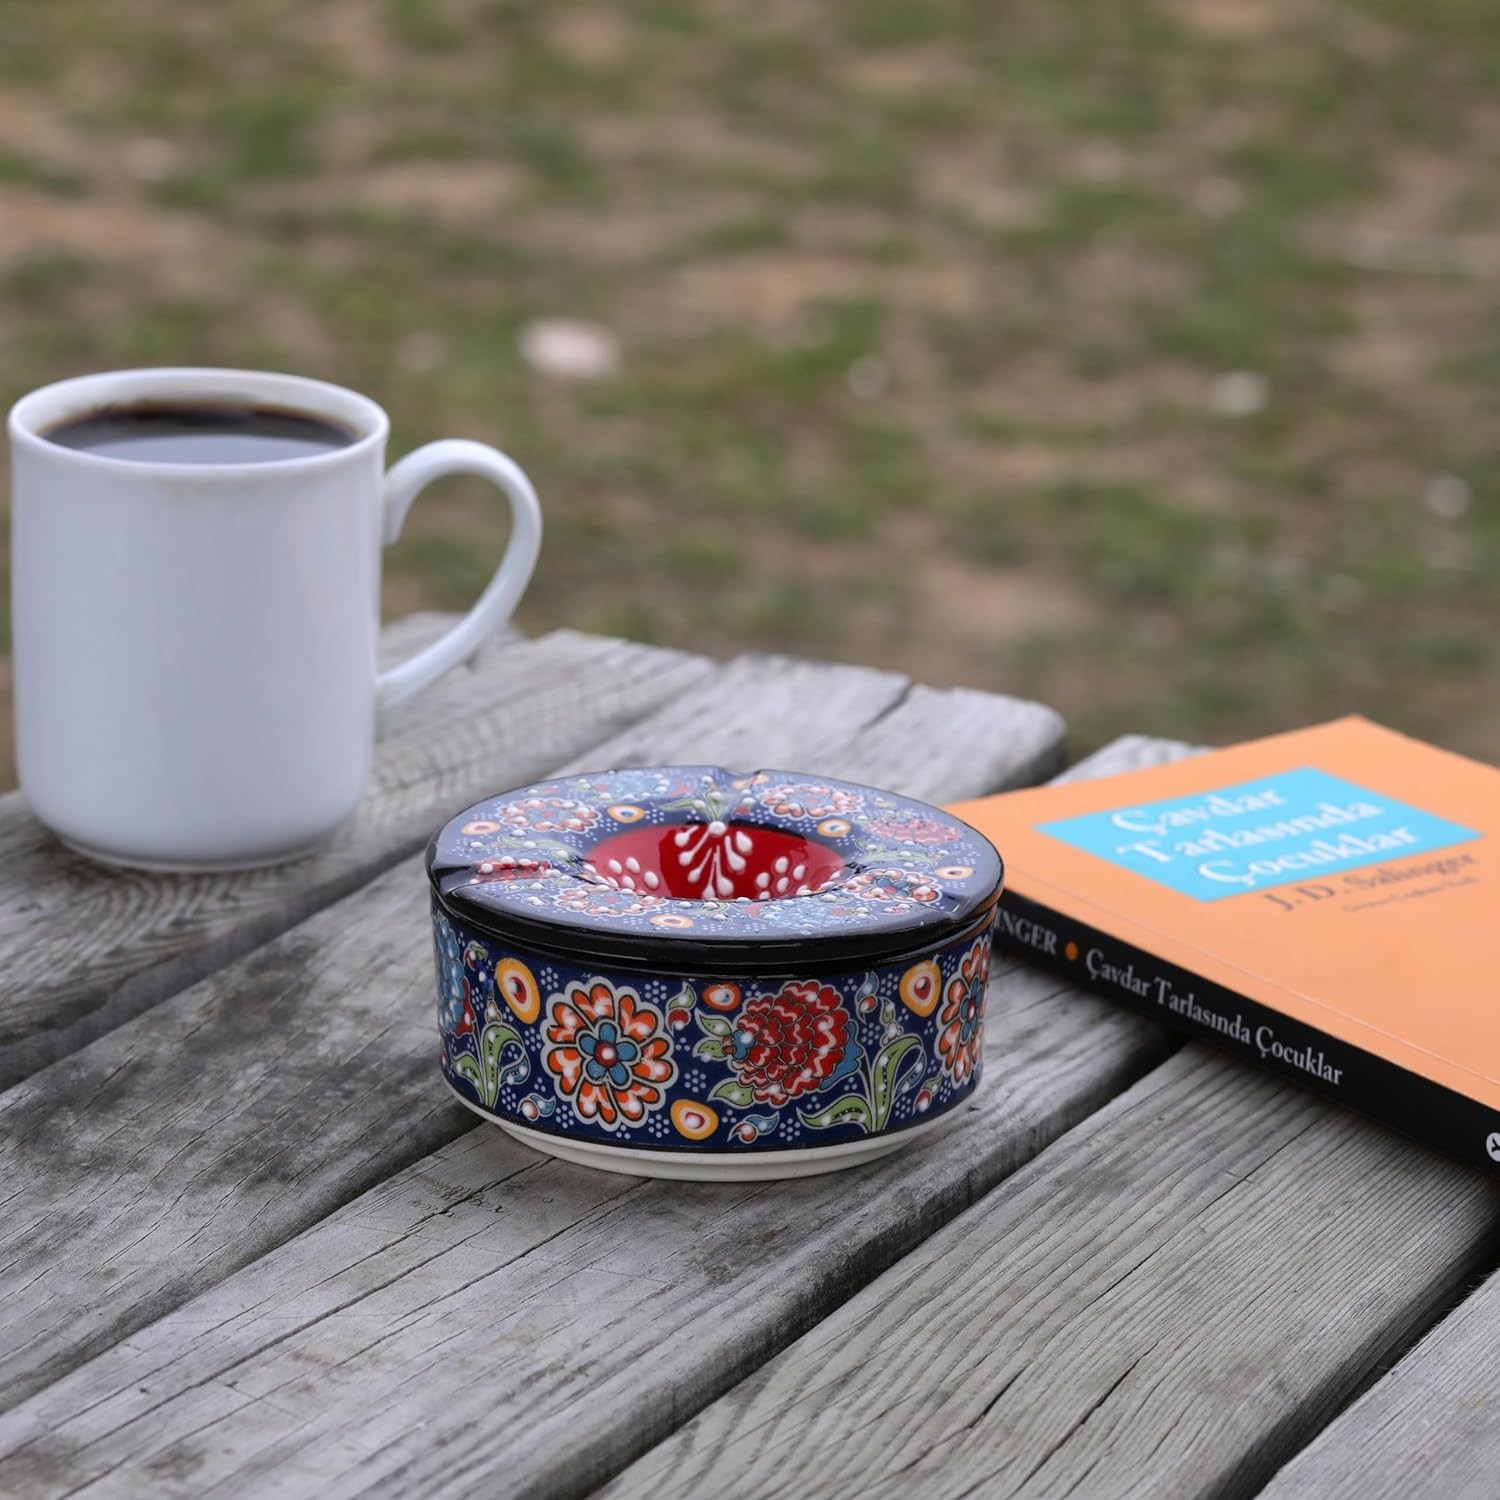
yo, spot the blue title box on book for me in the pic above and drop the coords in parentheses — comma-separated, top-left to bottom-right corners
(1038, 766, 1480, 902)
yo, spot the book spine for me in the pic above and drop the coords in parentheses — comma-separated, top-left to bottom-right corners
(995, 890, 1500, 1175)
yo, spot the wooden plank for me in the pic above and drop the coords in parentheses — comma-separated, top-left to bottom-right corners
(0, 738, 1166, 1500)
(561, 651, 1066, 801)
(1258, 1266, 1500, 1500)
(0, 624, 711, 1089)
(0, 656, 1066, 1438)
(601, 1070, 1498, 1500)
(0, 630, 709, 1406)
(1054, 732, 1203, 783)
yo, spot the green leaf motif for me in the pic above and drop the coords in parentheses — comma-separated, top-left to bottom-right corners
(671, 982, 697, 1012)
(870, 1035, 923, 1131)
(477, 1022, 525, 1108)
(800, 1093, 874, 1135)
(697, 1013, 733, 1038)
(709, 1078, 755, 1107)
(695, 1037, 728, 1060)
(451, 1052, 485, 1100)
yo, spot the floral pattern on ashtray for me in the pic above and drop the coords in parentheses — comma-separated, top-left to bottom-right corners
(544, 978, 677, 1130)
(438, 901, 997, 1153)
(433, 915, 466, 1032)
(470, 856, 552, 884)
(554, 882, 663, 919)
(756, 783, 861, 821)
(724, 979, 858, 1108)
(433, 766, 1000, 950)
(863, 812, 964, 846)
(498, 796, 599, 835)
(844, 867, 942, 904)
(936, 933, 989, 1086)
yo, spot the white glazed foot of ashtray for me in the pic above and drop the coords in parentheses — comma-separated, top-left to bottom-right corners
(445, 1078, 952, 1180)
(426, 766, 1003, 1180)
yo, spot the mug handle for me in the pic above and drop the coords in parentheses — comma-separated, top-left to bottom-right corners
(375, 439, 542, 737)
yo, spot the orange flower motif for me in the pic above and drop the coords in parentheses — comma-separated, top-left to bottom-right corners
(864, 813, 961, 846)
(498, 796, 599, 834)
(701, 981, 742, 1012)
(544, 978, 678, 1131)
(757, 784, 860, 820)
(936, 934, 990, 1086)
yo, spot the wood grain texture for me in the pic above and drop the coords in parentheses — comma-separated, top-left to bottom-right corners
(1259, 1265, 1500, 1500)
(604, 1058, 1500, 1500)
(0, 978, 1172, 1500)
(0, 625, 712, 1088)
(0, 631, 709, 1412)
(567, 650, 1067, 801)
(0, 654, 1063, 1450)
(0, 715, 1112, 1500)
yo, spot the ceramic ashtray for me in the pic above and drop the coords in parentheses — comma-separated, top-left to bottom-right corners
(426, 766, 1003, 1180)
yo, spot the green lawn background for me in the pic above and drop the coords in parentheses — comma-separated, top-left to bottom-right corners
(0, 0, 1496, 786)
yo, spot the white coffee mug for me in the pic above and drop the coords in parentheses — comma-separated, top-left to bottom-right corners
(8, 367, 542, 870)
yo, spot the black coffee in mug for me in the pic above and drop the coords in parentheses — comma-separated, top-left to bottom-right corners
(43, 402, 356, 465)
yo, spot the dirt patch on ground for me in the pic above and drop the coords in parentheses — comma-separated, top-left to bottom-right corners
(546, 7, 635, 67)
(578, 114, 810, 178)
(523, 196, 760, 269)
(883, 509, 1094, 637)
(665, 254, 987, 331)
(302, 0, 402, 79)
(264, 160, 527, 227)
(842, 47, 977, 95)
(0, 190, 241, 292)
(1167, 0, 1317, 38)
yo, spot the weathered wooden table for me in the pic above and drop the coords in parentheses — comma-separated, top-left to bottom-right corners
(0, 619, 1496, 1499)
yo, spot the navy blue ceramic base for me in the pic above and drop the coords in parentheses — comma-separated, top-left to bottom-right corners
(433, 901, 994, 1157)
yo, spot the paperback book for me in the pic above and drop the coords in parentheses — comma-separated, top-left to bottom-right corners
(949, 718, 1498, 1171)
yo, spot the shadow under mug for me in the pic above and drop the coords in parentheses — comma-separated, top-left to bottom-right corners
(7, 367, 542, 871)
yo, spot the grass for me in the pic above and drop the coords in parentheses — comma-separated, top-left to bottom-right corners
(0, 0, 1498, 787)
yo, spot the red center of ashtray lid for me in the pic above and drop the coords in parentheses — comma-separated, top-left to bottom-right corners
(581, 821, 846, 903)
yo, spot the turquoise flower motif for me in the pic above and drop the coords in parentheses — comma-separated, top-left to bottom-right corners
(577, 1020, 641, 1088)
(433, 916, 466, 1033)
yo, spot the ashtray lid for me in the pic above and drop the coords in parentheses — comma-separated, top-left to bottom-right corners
(427, 766, 1003, 973)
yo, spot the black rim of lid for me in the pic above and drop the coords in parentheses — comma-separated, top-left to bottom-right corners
(429, 873, 1003, 978)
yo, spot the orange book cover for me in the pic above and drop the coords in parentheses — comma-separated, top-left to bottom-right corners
(948, 717, 1498, 1170)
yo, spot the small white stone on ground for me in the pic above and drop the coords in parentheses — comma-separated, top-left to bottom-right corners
(1422, 473, 1472, 520)
(518, 319, 621, 381)
(1211, 370, 1269, 417)
(846, 356, 890, 400)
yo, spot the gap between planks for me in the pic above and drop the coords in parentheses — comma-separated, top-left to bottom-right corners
(1257, 1234, 1500, 1497)
(0, 650, 1073, 1492)
(602, 973, 1500, 1493)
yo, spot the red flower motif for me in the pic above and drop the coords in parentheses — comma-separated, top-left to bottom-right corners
(936, 935, 990, 1086)
(864, 814, 962, 846)
(554, 884, 662, 918)
(757, 784, 860, 821)
(544, 978, 677, 1131)
(726, 980, 853, 1107)
(455, 978, 476, 1038)
(470, 856, 551, 884)
(843, 867, 941, 905)
(498, 796, 599, 835)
